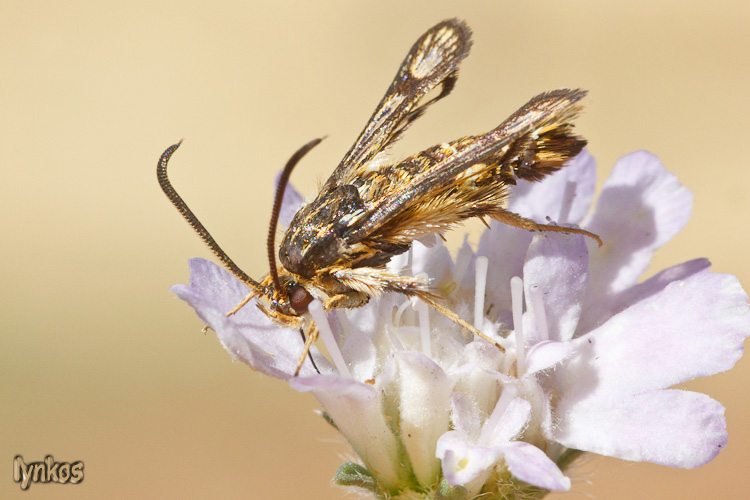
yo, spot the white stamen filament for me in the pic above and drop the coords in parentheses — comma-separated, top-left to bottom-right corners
(394, 298, 413, 326)
(511, 276, 526, 376)
(405, 245, 414, 275)
(529, 285, 549, 341)
(479, 384, 518, 443)
(417, 299, 432, 358)
(474, 256, 488, 331)
(308, 300, 352, 378)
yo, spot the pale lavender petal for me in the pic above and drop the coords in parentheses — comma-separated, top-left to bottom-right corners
(290, 374, 405, 490)
(275, 172, 304, 228)
(554, 390, 727, 468)
(454, 342, 506, 417)
(487, 397, 531, 443)
(171, 259, 326, 378)
(582, 151, 693, 298)
(557, 270, 750, 402)
(340, 329, 378, 381)
(523, 233, 588, 341)
(477, 221, 532, 326)
(478, 151, 596, 323)
(345, 293, 397, 339)
(502, 441, 571, 491)
(511, 377, 555, 442)
(510, 148, 597, 224)
(578, 258, 710, 333)
(523, 341, 573, 375)
(396, 351, 454, 486)
(449, 393, 482, 439)
(436, 432, 502, 486)
(416, 240, 456, 290)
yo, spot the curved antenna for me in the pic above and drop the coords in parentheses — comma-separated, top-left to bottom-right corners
(267, 137, 324, 300)
(157, 141, 263, 292)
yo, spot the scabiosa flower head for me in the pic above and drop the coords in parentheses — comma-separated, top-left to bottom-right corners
(172, 150, 750, 499)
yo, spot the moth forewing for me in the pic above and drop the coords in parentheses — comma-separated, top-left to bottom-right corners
(327, 19, 472, 188)
(160, 19, 600, 377)
(343, 89, 598, 247)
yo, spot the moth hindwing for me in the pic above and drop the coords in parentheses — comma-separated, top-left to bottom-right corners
(158, 18, 600, 376)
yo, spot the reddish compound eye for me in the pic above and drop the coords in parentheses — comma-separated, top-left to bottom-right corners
(288, 284, 313, 314)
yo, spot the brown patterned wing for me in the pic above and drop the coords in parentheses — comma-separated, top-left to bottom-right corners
(343, 89, 588, 246)
(324, 18, 472, 189)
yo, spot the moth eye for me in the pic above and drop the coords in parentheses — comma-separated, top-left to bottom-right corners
(288, 284, 313, 314)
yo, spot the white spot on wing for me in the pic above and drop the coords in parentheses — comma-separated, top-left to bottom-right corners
(410, 47, 443, 79)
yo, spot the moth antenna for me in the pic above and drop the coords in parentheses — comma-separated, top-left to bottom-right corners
(157, 141, 263, 292)
(267, 137, 325, 300)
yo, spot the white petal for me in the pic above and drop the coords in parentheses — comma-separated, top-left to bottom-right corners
(453, 342, 505, 417)
(554, 389, 727, 468)
(524, 341, 574, 375)
(478, 152, 595, 325)
(502, 441, 571, 491)
(449, 393, 482, 439)
(557, 270, 750, 402)
(477, 222, 532, 326)
(582, 151, 693, 296)
(436, 432, 503, 487)
(578, 258, 710, 333)
(523, 233, 589, 341)
(396, 351, 455, 486)
(340, 329, 378, 381)
(171, 259, 327, 378)
(290, 375, 405, 490)
(485, 397, 531, 444)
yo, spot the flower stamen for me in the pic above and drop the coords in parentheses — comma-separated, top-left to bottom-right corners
(474, 256, 489, 331)
(308, 300, 351, 378)
(394, 298, 413, 327)
(417, 299, 432, 358)
(479, 384, 518, 443)
(511, 276, 525, 377)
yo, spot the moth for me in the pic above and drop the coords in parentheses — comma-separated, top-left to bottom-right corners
(158, 19, 601, 375)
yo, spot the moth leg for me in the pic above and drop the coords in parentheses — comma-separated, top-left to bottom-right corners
(299, 328, 320, 374)
(323, 292, 370, 311)
(417, 294, 505, 353)
(226, 290, 258, 317)
(294, 321, 319, 377)
(492, 210, 603, 247)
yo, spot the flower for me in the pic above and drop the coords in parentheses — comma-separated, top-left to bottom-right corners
(171, 150, 750, 499)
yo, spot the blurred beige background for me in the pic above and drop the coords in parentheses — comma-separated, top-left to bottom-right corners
(2, 1, 749, 498)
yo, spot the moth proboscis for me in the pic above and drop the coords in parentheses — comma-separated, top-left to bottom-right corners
(158, 19, 602, 376)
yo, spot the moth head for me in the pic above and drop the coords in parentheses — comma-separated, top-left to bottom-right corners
(262, 271, 314, 316)
(157, 137, 324, 322)
(265, 138, 325, 313)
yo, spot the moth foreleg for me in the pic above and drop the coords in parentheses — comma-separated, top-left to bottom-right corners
(294, 321, 320, 377)
(226, 290, 257, 317)
(491, 209, 603, 247)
